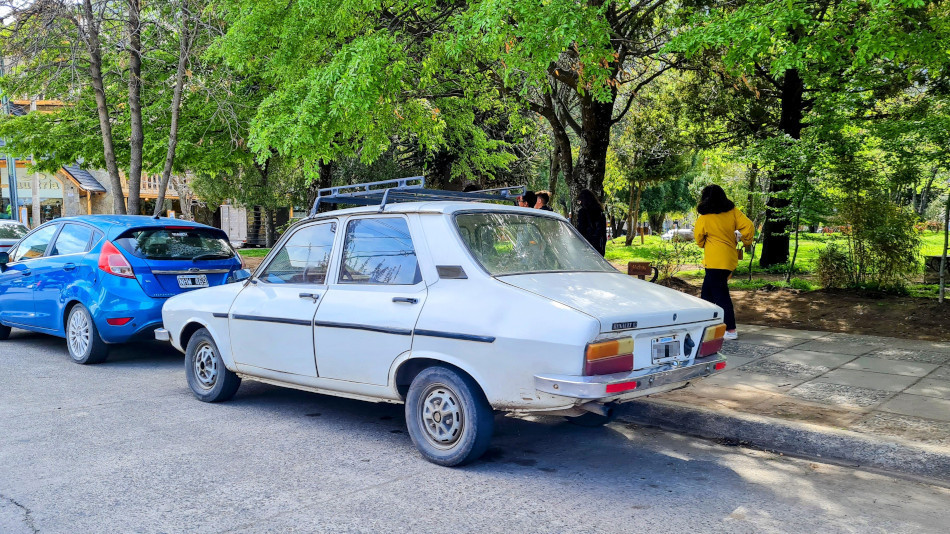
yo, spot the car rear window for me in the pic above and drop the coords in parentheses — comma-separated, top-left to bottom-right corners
(0, 224, 28, 239)
(116, 227, 235, 261)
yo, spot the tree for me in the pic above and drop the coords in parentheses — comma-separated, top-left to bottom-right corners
(671, 0, 950, 267)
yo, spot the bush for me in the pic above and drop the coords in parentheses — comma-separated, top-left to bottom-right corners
(654, 239, 702, 280)
(817, 243, 851, 289)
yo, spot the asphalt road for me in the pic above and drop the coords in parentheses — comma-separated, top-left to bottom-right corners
(1, 328, 948, 534)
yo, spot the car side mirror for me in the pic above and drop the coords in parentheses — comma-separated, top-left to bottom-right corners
(0, 251, 8, 268)
(228, 268, 251, 284)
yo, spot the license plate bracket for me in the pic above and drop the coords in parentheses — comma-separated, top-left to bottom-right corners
(652, 335, 683, 364)
(177, 274, 209, 289)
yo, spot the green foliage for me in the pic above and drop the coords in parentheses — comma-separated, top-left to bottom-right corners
(816, 243, 851, 289)
(654, 239, 703, 280)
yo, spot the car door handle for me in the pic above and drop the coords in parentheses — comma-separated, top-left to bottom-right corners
(393, 297, 418, 304)
(63, 263, 77, 271)
(21, 269, 31, 276)
(299, 292, 319, 301)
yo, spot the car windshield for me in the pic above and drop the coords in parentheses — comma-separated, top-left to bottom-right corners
(455, 212, 616, 276)
(0, 223, 28, 239)
(116, 227, 234, 261)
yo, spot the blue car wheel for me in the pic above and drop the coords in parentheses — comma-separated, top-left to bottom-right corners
(66, 304, 109, 364)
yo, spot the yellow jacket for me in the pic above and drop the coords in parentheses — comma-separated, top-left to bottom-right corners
(694, 208, 755, 271)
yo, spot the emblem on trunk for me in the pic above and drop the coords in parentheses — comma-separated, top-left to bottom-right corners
(612, 321, 637, 331)
(188, 267, 200, 273)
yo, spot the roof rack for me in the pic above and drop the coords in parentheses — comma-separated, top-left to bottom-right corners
(308, 176, 525, 216)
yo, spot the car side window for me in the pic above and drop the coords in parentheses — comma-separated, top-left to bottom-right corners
(339, 218, 421, 285)
(10, 225, 58, 263)
(259, 222, 336, 284)
(50, 224, 94, 256)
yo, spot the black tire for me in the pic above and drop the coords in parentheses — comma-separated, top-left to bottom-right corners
(185, 328, 241, 403)
(405, 366, 494, 467)
(0, 323, 10, 340)
(65, 304, 109, 364)
(566, 411, 618, 428)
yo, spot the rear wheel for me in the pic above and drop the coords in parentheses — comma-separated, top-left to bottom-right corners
(405, 366, 494, 467)
(185, 328, 241, 403)
(66, 304, 109, 364)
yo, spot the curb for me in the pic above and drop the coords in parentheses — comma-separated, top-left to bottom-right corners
(616, 399, 950, 486)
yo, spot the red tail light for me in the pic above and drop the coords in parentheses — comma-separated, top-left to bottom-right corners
(585, 337, 635, 375)
(698, 324, 727, 357)
(106, 317, 133, 326)
(98, 241, 135, 278)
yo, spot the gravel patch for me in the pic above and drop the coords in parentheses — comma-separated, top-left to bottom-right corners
(719, 342, 784, 360)
(741, 359, 831, 380)
(868, 348, 950, 365)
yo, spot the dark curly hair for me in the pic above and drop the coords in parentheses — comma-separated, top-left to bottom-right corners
(697, 184, 735, 215)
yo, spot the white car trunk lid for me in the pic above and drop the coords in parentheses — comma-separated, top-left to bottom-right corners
(499, 271, 721, 332)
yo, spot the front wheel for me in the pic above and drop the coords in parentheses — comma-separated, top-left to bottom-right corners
(0, 323, 10, 340)
(185, 328, 241, 403)
(405, 366, 494, 467)
(66, 304, 109, 364)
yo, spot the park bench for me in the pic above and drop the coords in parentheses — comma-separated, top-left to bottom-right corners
(628, 261, 659, 283)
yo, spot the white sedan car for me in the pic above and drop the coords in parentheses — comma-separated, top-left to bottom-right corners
(158, 198, 727, 466)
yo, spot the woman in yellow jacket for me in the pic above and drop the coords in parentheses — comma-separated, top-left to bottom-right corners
(694, 185, 755, 340)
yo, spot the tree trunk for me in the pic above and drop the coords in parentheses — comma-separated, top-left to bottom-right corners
(624, 183, 641, 247)
(126, 0, 144, 215)
(547, 147, 560, 208)
(154, 1, 192, 217)
(759, 68, 803, 268)
(306, 160, 334, 213)
(30, 164, 40, 228)
(572, 98, 614, 202)
(919, 167, 937, 216)
(263, 207, 275, 248)
(82, 0, 126, 214)
(940, 191, 949, 304)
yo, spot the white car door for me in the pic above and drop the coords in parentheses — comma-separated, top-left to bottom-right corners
(314, 215, 427, 385)
(229, 220, 339, 376)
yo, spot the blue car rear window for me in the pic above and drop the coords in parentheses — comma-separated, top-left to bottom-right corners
(116, 227, 235, 261)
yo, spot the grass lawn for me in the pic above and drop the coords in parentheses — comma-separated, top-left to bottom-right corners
(238, 248, 271, 258)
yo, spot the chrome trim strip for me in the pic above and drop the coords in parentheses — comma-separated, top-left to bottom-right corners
(232, 314, 312, 327)
(534, 356, 727, 400)
(313, 320, 412, 336)
(414, 329, 495, 343)
(151, 269, 231, 275)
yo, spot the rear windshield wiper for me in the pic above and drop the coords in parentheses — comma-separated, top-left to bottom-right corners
(191, 253, 234, 261)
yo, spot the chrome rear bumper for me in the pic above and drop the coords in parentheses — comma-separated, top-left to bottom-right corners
(534, 356, 727, 400)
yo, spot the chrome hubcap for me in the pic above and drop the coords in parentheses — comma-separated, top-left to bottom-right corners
(67, 309, 90, 358)
(193, 343, 218, 389)
(420, 384, 464, 449)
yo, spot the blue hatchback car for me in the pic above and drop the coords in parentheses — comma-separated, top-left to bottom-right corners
(0, 216, 244, 363)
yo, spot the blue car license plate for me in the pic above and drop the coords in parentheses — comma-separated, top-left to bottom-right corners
(177, 274, 209, 288)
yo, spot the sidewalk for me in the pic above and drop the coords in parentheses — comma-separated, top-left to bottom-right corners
(617, 325, 950, 483)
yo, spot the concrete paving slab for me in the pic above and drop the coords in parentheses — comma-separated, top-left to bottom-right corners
(842, 357, 940, 377)
(788, 382, 893, 408)
(722, 355, 755, 368)
(728, 333, 809, 348)
(770, 348, 858, 368)
(927, 366, 950, 381)
(793, 339, 877, 356)
(868, 348, 950, 365)
(700, 369, 802, 393)
(886, 339, 950, 354)
(905, 379, 950, 401)
(814, 369, 919, 392)
(735, 324, 769, 333)
(741, 358, 831, 381)
(821, 333, 892, 347)
(879, 394, 950, 422)
(720, 341, 785, 359)
(755, 327, 830, 340)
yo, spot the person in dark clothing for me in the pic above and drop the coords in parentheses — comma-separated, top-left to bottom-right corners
(535, 190, 554, 211)
(519, 190, 537, 208)
(574, 189, 607, 256)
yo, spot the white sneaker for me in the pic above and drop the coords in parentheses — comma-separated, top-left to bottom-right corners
(724, 330, 738, 341)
